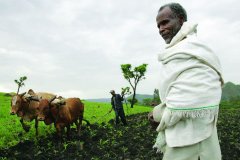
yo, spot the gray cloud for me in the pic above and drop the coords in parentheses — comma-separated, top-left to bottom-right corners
(0, 0, 239, 98)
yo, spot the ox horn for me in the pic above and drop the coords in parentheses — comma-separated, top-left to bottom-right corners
(19, 92, 26, 97)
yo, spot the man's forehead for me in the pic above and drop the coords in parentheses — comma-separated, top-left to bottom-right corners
(156, 7, 175, 20)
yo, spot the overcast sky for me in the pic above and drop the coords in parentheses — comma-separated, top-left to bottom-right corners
(0, 0, 239, 99)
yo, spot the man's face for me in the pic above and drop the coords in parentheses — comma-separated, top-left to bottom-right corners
(156, 7, 183, 44)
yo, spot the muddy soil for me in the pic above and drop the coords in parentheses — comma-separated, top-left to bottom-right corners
(0, 111, 239, 160)
(0, 113, 161, 160)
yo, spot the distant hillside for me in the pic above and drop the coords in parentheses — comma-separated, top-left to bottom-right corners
(126, 94, 153, 102)
(86, 94, 153, 103)
(3, 81, 240, 103)
(222, 82, 240, 101)
(86, 98, 111, 103)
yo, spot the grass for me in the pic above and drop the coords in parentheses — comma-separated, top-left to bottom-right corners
(0, 92, 152, 149)
(83, 101, 152, 124)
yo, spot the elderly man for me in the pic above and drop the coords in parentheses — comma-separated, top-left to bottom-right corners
(148, 3, 223, 160)
(109, 90, 127, 126)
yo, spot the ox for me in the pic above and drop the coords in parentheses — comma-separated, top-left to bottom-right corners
(10, 89, 55, 136)
(36, 97, 84, 139)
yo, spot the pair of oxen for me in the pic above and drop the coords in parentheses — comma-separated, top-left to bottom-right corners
(10, 89, 84, 139)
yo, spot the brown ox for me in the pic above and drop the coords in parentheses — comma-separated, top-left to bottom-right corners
(10, 89, 55, 136)
(37, 97, 84, 139)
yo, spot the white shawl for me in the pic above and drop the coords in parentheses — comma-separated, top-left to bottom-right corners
(153, 22, 223, 153)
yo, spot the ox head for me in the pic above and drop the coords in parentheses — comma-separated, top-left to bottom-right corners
(37, 96, 56, 121)
(10, 92, 26, 116)
(10, 89, 39, 116)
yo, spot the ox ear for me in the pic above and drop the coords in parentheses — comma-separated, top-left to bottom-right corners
(49, 96, 57, 103)
(19, 92, 26, 97)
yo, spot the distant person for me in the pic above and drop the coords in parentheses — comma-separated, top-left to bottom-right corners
(109, 90, 127, 126)
(148, 2, 223, 160)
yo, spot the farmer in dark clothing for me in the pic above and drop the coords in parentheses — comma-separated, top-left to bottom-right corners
(109, 90, 127, 126)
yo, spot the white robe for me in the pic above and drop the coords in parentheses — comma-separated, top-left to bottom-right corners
(153, 22, 223, 152)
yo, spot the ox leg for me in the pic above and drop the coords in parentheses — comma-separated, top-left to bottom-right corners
(55, 124, 62, 140)
(35, 118, 39, 136)
(75, 121, 79, 132)
(20, 118, 30, 132)
(66, 125, 71, 139)
(78, 115, 83, 136)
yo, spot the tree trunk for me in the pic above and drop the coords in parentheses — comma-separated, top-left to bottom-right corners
(131, 90, 136, 108)
(17, 85, 20, 94)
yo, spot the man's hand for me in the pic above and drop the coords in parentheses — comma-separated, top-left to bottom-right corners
(148, 111, 159, 130)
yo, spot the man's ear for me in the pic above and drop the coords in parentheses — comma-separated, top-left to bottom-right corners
(178, 16, 185, 26)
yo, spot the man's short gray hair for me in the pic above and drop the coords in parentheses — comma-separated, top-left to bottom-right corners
(110, 90, 115, 93)
(159, 3, 187, 22)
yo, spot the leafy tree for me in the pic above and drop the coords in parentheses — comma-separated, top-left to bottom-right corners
(152, 88, 161, 105)
(140, 89, 161, 106)
(121, 86, 131, 113)
(14, 76, 27, 94)
(121, 64, 147, 108)
(121, 86, 131, 106)
(121, 86, 131, 97)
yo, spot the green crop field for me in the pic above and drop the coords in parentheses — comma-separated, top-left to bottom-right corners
(1, 92, 240, 159)
(0, 92, 152, 150)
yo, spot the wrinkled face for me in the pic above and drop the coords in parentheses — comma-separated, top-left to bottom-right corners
(156, 7, 183, 44)
(37, 99, 51, 121)
(10, 95, 24, 116)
